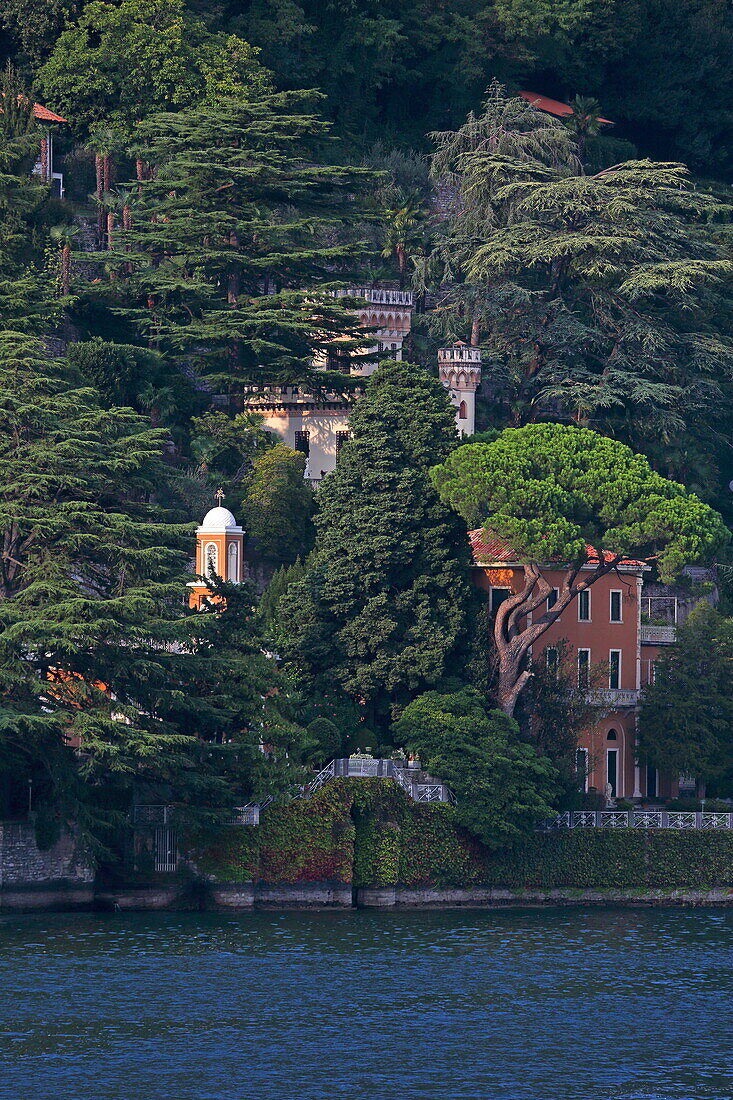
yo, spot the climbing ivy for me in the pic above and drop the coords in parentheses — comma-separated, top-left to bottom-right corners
(192, 780, 733, 890)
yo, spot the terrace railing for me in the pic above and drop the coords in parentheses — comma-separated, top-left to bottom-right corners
(541, 810, 733, 831)
(307, 758, 453, 804)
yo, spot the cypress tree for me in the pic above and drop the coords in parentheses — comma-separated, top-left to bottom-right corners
(278, 361, 473, 738)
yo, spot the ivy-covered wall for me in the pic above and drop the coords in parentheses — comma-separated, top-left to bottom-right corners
(192, 780, 733, 890)
(192, 782, 357, 885)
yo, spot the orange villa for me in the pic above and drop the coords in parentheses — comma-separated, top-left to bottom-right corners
(470, 529, 680, 802)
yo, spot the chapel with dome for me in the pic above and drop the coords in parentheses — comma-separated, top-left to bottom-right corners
(187, 491, 245, 609)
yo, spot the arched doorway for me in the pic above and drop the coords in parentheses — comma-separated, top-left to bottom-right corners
(606, 729, 619, 798)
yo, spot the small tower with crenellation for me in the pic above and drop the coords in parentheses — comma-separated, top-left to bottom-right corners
(438, 342, 482, 436)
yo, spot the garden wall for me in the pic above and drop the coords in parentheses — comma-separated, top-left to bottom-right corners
(191, 780, 733, 908)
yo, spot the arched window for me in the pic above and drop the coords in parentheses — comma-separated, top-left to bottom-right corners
(458, 400, 468, 420)
(607, 729, 617, 741)
(204, 542, 218, 576)
(227, 542, 239, 582)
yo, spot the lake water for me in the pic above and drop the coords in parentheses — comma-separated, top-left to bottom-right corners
(0, 907, 731, 1099)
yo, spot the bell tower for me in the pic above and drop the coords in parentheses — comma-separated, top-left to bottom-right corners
(438, 342, 482, 436)
(188, 490, 245, 610)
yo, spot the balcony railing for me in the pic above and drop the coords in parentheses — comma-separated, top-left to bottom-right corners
(340, 287, 414, 307)
(640, 623, 677, 644)
(132, 804, 174, 826)
(542, 810, 733, 830)
(586, 688, 640, 708)
(307, 757, 453, 803)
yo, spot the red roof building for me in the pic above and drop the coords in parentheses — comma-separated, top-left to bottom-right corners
(469, 528, 677, 804)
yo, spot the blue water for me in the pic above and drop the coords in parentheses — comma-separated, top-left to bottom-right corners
(0, 907, 730, 1099)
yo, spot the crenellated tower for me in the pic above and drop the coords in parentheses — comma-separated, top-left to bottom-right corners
(438, 342, 482, 436)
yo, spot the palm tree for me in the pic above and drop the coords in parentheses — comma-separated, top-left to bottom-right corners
(565, 96, 605, 166)
(87, 126, 122, 244)
(381, 190, 426, 289)
(50, 224, 79, 296)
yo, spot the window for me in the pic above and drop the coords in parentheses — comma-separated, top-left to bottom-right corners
(609, 649, 621, 690)
(547, 587, 559, 611)
(610, 590, 622, 623)
(578, 589, 591, 621)
(458, 400, 467, 420)
(227, 542, 239, 583)
(576, 748, 589, 793)
(294, 430, 310, 456)
(327, 348, 350, 371)
(546, 647, 559, 676)
(577, 648, 590, 689)
(336, 430, 350, 455)
(490, 587, 511, 616)
(204, 542, 218, 576)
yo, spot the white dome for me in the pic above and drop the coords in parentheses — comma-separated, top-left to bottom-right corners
(201, 506, 238, 528)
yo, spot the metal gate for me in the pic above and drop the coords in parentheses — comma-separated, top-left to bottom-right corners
(153, 827, 177, 872)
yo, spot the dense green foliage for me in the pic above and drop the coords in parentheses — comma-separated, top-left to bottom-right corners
(393, 688, 558, 848)
(426, 84, 733, 500)
(276, 361, 473, 738)
(242, 444, 314, 565)
(93, 92, 370, 391)
(433, 424, 727, 583)
(0, 333, 306, 847)
(639, 606, 733, 792)
(36, 0, 273, 137)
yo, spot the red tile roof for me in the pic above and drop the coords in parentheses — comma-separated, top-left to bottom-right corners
(469, 529, 647, 569)
(519, 90, 613, 126)
(33, 103, 66, 123)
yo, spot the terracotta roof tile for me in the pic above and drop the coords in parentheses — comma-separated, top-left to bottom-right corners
(33, 103, 67, 123)
(469, 528, 646, 569)
(519, 90, 613, 126)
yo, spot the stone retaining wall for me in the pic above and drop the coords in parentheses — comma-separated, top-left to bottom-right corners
(0, 822, 94, 911)
(357, 886, 733, 908)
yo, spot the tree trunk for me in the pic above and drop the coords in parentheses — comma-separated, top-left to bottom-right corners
(227, 231, 240, 305)
(61, 244, 70, 296)
(107, 212, 114, 251)
(103, 154, 111, 193)
(397, 245, 406, 290)
(39, 135, 49, 183)
(95, 155, 104, 242)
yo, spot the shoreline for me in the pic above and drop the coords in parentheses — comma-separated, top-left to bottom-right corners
(4, 880, 733, 913)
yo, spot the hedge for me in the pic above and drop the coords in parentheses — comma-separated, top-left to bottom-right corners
(192, 779, 733, 890)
